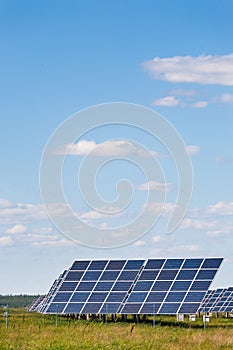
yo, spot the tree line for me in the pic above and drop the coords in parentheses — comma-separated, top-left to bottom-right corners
(0, 295, 40, 308)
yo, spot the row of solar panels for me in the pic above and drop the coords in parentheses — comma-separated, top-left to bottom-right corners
(29, 258, 223, 315)
(199, 287, 233, 313)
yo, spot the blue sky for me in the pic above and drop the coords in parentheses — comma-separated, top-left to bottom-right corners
(0, 0, 233, 294)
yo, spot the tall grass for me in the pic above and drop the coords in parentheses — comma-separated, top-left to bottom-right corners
(1, 309, 233, 350)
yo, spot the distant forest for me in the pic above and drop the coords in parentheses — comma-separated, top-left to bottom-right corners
(0, 295, 40, 308)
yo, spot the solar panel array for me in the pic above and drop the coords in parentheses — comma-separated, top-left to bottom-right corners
(28, 295, 45, 312)
(39, 258, 222, 315)
(199, 287, 233, 313)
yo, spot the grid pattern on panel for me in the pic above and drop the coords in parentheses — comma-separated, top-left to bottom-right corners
(42, 270, 69, 313)
(120, 258, 223, 315)
(28, 295, 46, 312)
(45, 259, 144, 315)
(43, 258, 223, 315)
(199, 287, 233, 313)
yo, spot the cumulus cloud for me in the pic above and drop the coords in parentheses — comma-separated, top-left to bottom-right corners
(167, 244, 201, 253)
(185, 145, 200, 155)
(152, 235, 165, 243)
(180, 218, 218, 230)
(6, 224, 27, 234)
(152, 96, 180, 107)
(55, 139, 163, 158)
(137, 180, 173, 192)
(206, 201, 233, 216)
(191, 101, 208, 108)
(0, 200, 46, 225)
(0, 236, 13, 247)
(133, 240, 146, 246)
(219, 93, 233, 103)
(142, 54, 233, 85)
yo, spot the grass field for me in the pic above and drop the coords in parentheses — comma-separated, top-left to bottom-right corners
(1, 308, 233, 350)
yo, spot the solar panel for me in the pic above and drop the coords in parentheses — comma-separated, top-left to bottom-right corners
(42, 258, 223, 315)
(120, 258, 222, 315)
(199, 287, 233, 313)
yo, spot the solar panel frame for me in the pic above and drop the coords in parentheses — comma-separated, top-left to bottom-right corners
(42, 257, 223, 315)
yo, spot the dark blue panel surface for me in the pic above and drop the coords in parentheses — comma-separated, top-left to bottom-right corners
(63, 303, 84, 314)
(106, 293, 126, 302)
(82, 303, 102, 314)
(152, 281, 173, 291)
(196, 269, 217, 280)
(70, 292, 90, 302)
(159, 303, 180, 314)
(88, 292, 108, 302)
(184, 292, 206, 302)
(112, 282, 132, 291)
(65, 271, 84, 281)
(47, 303, 66, 313)
(118, 270, 138, 280)
(133, 281, 153, 291)
(88, 261, 108, 270)
(165, 292, 186, 302)
(121, 303, 142, 314)
(144, 259, 165, 269)
(183, 259, 203, 269)
(94, 282, 114, 291)
(106, 260, 126, 270)
(157, 270, 178, 280)
(176, 269, 197, 280)
(53, 292, 72, 302)
(179, 303, 199, 313)
(76, 282, 96, 291)
(139, 270, 159, 280)
(71, 261, 90, 270)
(124, 260, 144, 270)
(163, 259, 183, 269)
(60, 282, 78, 291)
(190, 280, 212, 290)
(100, 303, 121, 314)
(82, 271, 102, 281)
(202, 258, 223, 269)
(146, 292, 167, 302)
(140, 303, 160, 314)
(171, 281, 192, 291)
(100, 271, 120, 281)
(127, 292, 148, 303)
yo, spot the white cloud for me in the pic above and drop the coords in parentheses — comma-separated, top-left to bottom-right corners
(0, 236, 13, 247)
(80, 210, 108, 220)
(143, 54, 233, 85)
(133, 240, 146, 246)
(6, 224, 27, 234)
(0, 199, 14, 208)
(206, 201, 233, 216)
(0, 200, 46, 225)
(152, 235, 165, 243)
(32, 239, 74, 247)
(152, 96, 180, 107)
(191, 101, 208, 108)
(137, 180, 173, 192)
(206, 229, 231, 237)
(180, 218, 218, 230)
(56, 140, 96, 155)
(55, 139, 163, 158)
(219, 93, 233, 103)
(185, 145, 200, 155)
(167, 244, 201, 253)
(147, 202, 176, 217)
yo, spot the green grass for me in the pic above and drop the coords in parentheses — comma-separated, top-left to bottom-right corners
(1, 309, 233, 350)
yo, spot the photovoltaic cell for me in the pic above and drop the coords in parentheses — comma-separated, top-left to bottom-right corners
(42, 257, 223, 315)
(199, 287, 233, 313)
